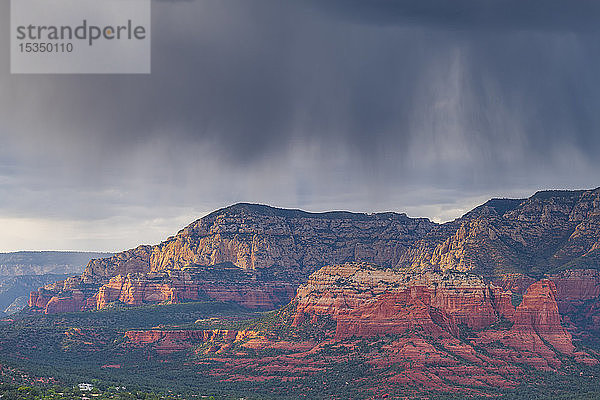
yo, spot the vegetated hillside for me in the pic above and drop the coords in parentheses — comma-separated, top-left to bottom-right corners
(0, 251, 113, 276)
(28, 188, 600, 315)
(0, 301, 266, 398)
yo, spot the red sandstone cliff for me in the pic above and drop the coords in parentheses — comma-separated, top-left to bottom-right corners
(124, 329, 242, 353)
(95, 269, 296, 310)
(292, 263, 510, 337)
(285, 263, 595, 370)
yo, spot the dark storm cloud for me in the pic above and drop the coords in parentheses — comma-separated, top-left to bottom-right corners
(0, 0, 599, 251)
(310, 0, 600, 32)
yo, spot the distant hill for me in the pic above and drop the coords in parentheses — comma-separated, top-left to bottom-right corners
(0, 251, 113, 276)
(0, 251, 112, 315)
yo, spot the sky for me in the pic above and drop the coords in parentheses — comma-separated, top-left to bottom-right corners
(1, 0, 599, 252)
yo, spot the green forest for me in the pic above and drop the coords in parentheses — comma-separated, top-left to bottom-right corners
(1, 302, 600, 400)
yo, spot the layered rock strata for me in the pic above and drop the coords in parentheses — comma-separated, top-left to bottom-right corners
(291, 263, 511, 338)
(286, 263, 592, 370)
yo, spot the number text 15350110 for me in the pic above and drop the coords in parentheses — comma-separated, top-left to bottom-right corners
(19, 42, 73, 53)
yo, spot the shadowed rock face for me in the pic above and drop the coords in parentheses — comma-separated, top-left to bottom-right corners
(28, 188, 600, 315)
(410, 188, 600, 276)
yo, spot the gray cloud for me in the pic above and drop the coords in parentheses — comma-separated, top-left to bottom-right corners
(310, 0, 600, 32)
(0, 0, 599, 251)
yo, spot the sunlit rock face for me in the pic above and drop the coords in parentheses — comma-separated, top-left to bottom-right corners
(94, 268, 297, 310)
(291, 263, 506, 337)
(123, 329, 243, 354)
(83, 203, 436, 279)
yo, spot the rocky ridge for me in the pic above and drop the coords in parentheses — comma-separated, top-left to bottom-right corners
(83, 205, 435, 278)
(29, 188, 600, 314)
